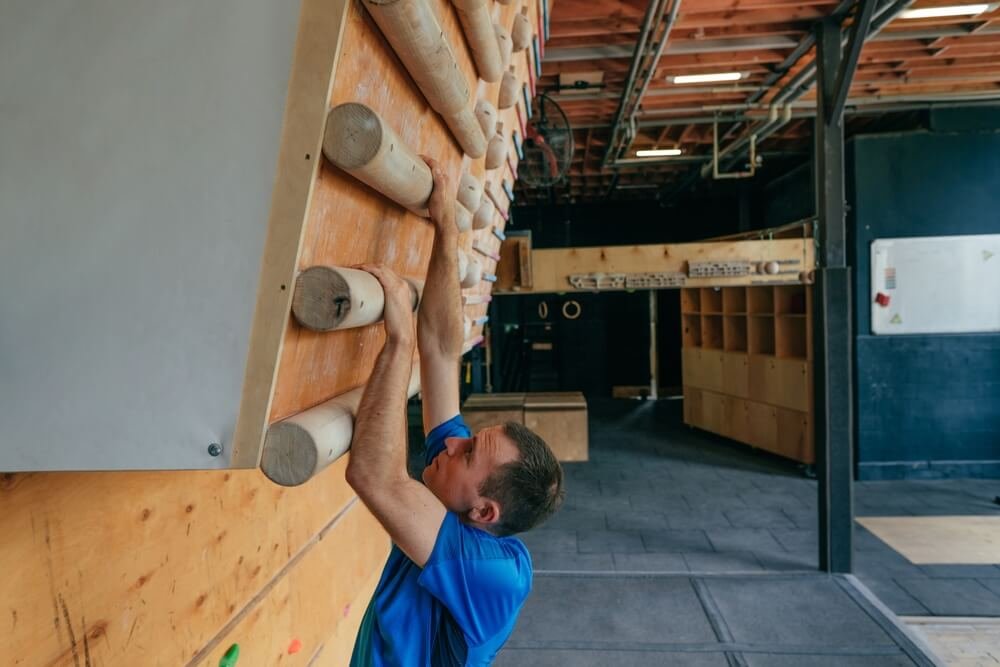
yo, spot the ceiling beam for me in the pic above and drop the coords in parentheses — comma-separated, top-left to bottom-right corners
(542, 25, 1000, 63)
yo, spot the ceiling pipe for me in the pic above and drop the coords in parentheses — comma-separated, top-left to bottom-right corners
(602, 0, 682, 168)
(600, 0, 665, 166)
(699, 0, 915, 179)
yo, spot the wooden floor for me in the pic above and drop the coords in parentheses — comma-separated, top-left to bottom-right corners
(859, 517, 1000, 565)
(904, 617, 1000, 667)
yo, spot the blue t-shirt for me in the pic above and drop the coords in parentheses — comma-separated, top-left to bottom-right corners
(351, 415, 533, 666)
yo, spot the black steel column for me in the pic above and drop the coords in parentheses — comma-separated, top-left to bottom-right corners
(814, 17, 855, 573)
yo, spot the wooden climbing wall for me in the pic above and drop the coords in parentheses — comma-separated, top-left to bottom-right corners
(2, 0, 541, 663)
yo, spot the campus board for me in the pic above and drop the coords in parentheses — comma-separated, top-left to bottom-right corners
(0, 0, 301, 470)
(871, 234, 1000, 335)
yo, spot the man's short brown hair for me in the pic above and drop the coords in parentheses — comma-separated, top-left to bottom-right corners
(479, 422, 565, 537)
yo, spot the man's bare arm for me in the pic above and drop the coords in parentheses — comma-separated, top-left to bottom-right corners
(418, 158, 463, 434)
(346, 266, 446, 567)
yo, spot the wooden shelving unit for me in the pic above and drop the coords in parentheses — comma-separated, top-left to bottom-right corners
(681, 285, 814, 465)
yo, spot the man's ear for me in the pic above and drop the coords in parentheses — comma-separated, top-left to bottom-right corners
(468, 499, 501, 526)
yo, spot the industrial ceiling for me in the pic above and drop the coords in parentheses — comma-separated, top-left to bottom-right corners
(517, 0, 1000, 203)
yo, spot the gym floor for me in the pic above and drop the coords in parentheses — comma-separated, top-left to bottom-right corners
(491, 398, 1000, 665)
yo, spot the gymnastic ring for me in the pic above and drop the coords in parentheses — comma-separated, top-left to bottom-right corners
(538, 301, 549, 319)
(561, 300, 581, 320)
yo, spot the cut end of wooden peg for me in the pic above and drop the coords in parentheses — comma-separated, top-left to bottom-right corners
(261, 421, 318, 487)
(292, 266, 355, 331)
(323, 104, 383, 170)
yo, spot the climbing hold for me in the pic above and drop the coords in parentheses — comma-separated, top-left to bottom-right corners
(288, 638, 303, 655)
(219, 643, 240, 667)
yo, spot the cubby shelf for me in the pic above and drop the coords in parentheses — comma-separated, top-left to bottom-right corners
(680, 284, 814, 465)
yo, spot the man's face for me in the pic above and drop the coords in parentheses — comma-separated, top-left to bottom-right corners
(422, 425, 520, 524)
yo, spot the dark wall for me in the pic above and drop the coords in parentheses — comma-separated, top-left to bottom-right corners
(495, 191, 742, 399)
(763, 161, 813, 227)
(491, 291, 659, 398)
(511, 189, 746, 248)
(849, 125, 1000, 479)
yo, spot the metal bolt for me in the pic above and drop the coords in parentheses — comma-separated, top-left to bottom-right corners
(208, 443, 223, 457)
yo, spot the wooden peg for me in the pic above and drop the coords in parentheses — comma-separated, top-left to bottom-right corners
(485, 121, 507, 170)
(473, 193, 495, 230)
(475, 100, 498, 141)
(361, 0, 485, 156)
(495, 23, 513, 70)
(452, 0, 503, 82)
(446, 104, 487, 158)
(458, 247, 469, 282)
(457, 171, 483, 212)
(261, 365, 421, 486)
(498, 66, 519, 110)
(461, 255, 482, 288)
(292, 266, 421, 332)
(511, 8, 532, 52)
(455, 203, 473, 233)
(323, 103, 432, 214)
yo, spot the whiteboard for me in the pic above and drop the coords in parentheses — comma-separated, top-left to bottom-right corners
(871, 234, 1000, 335)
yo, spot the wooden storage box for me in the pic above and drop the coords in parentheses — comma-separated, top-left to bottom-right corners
(524, 392, 589, 462)
(463, 392, 589, 462)
(462, 393, 526, 433)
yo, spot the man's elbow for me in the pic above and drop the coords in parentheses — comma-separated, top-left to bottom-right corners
(345, 460, 375, 495)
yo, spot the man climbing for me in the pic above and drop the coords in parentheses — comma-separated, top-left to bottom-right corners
(347, 157, 565, 666)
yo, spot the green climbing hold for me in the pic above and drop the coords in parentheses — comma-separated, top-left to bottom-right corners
(219, 643, 240, 667)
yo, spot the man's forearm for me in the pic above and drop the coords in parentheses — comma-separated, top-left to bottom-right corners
(418, 227, 463, 359)
(347, 338, 415, 486)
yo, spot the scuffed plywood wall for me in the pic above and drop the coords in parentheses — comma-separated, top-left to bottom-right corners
(2, 0, 541, 663)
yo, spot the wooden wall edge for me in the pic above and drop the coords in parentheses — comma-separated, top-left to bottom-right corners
(230, 0, 353, 468)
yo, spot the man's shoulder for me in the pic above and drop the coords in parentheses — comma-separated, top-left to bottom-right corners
(430, 516, 531, 585)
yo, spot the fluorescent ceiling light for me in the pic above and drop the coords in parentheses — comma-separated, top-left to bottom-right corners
(672, 72, 743, 84)
(899, 4, 991, 19)
(636, 148, 683, 157)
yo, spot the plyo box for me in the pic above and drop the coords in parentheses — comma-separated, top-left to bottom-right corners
(462, 391, 588, 462)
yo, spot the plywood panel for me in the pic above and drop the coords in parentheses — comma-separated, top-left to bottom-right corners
(722, 352, 749, 399)
(773, 358, 810, 412)
(747, 400, 778, 453)
(254, 0, 538, 441)
(701, 391, 727, 437)
(195, 502, 389, 666)
(1, 456, 370, 665)
(684, 349, 722, 392)
(775, 407, 812, 464)
(3, 1, 544, 666)
(726, 397, 750, 443)
(683, 387, 703, 427)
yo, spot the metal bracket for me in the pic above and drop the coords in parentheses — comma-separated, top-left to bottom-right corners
(712, 119, 757, 180)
